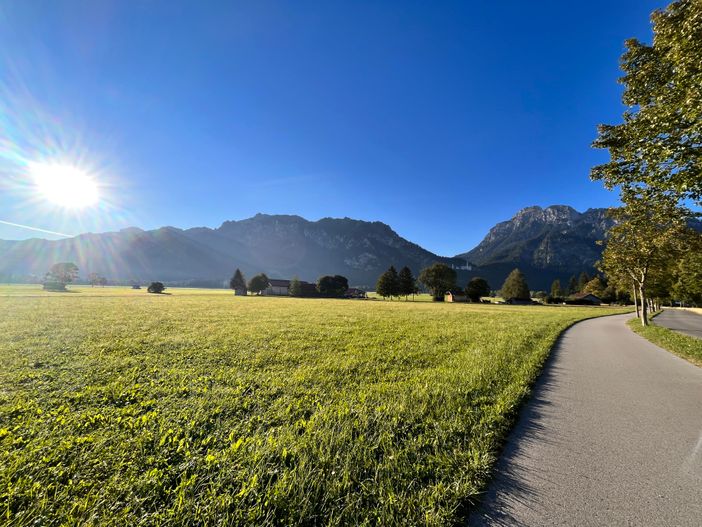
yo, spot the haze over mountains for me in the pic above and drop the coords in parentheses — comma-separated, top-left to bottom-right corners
(0, 205, 622, 290)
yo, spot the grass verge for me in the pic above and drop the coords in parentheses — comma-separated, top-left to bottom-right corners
(628, 316, 702, 367)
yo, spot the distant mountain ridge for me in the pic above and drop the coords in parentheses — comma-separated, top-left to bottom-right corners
(0, 214, 466, 288)
(5, 205, 690, 291)
(456, 205, 615, 290)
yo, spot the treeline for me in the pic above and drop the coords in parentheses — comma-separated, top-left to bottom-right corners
(374, 263, 497, 302)
(543, 271, 625, 304)
(229, 269, 354, 298)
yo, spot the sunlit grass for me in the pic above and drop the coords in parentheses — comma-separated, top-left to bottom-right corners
(0, 286, 628, 525)
(629, 315, 702, 367)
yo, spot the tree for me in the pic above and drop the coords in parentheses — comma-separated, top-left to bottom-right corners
(567, 275, 578, 295)
(317, 275, 349, 297)
(501, 268, 530, 301)
(465, 277, 490, 302)
(397, 266, 416, 299)
(671, 235, 702, 305)
(418, 263, 456, 301)
(147, 282, 165, 294)
(229, 268, 247, 295)
(582, 277, 607, 298)
(47, 262, 79, 284)
(550, 279, 563, 299)
(600, 196, 692, 325)
(289, 276, 303, 297)
(591, 0, 702, 207)
(376, 266, 399, 299)
(577, 271, 590, 292)
(88, 273, 107, 287)
(248, 273, 269, 295)
(43, 262, 79, 291)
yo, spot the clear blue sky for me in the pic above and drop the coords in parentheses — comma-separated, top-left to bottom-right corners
(0, 0, 664, 255)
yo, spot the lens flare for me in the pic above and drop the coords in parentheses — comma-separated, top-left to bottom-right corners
(29, 162, 99, 208)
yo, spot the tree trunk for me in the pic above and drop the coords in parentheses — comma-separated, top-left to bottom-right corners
(632, 283, 640, 319)
(639, 285, 648, 326)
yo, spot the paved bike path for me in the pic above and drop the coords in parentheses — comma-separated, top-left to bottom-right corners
(470, 313, 702, 526)
(654, 308, 702, 339)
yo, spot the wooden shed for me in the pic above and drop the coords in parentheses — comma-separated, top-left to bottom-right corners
(445, 290, 467, 302)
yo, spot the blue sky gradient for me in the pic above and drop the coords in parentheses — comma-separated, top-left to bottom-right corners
(0, 0, 664, 255)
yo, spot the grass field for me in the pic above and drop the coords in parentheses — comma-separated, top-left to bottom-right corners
(628, 314, 702, 367)
(0, 285, 628, 525)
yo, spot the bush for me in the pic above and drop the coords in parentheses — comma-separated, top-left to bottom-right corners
(42, 281, 67, 292)
(147, 282, 166, 294)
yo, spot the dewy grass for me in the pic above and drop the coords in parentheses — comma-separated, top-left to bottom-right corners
(628, 316, 702, 367)
(0, 286, 628, 525)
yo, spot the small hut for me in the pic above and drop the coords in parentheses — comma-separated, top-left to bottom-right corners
(445, 290, 467, 302)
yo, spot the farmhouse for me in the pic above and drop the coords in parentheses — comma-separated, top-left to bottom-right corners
(445, 290, 467, 302)
(264, 279, 292, 296)
(262, 278, 317, 296)
(566, 292, 602, 305)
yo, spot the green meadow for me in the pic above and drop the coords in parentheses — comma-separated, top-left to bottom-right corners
(0, 285, 628, 525)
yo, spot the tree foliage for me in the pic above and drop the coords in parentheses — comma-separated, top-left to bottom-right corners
(397, 266, 416, 299)
(248, 273, 269, 295)
(147, 282, 165, 294)
(46, 262, 79, 285)
(375, 266, 400, 299)
(550, 279, 563, 299)
(229, 269, 247, 294)
(317, 275, 349, 297)
(600, 196, 692, 324)
(289, 277, 303, 297)
(500, 268, 530, 301)
(465, 277, 490, 302)
(418, 263, 456, 302)
(671, 236, 702, 305)
(591, 0, 702, 206)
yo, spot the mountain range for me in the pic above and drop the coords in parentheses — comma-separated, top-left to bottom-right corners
(0, 205, 623, 290)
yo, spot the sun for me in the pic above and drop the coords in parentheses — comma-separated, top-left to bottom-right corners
(29, 162, 99, 208)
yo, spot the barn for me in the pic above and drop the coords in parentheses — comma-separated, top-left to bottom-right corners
(566, 292, 602, 305)
(263, 279, 292, 296)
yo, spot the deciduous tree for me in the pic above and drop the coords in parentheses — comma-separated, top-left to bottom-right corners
(591, 0, 702, 207)
(418, 263, 456, 302)
(600, 196, 692, 325)
(317, 275, 349, 297)
(465, 277, 490, 303)
(289, 277, 303, 297)
(248, 273, 269, 295)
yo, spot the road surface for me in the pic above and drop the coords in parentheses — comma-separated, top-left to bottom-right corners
(654, 308, 702, 339)
(470, 313, 702, 526)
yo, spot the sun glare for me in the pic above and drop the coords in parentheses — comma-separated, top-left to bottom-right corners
(30, 163, 99, 208)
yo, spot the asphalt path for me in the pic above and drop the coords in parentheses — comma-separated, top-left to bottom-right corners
(654, 308, 702, 339)
(470, 313, 702, 526)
